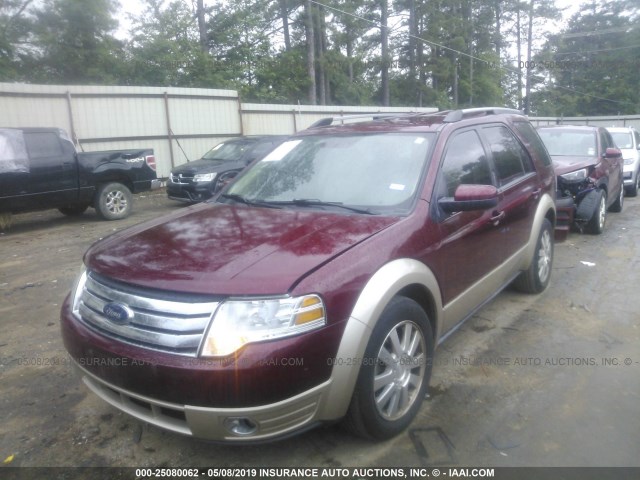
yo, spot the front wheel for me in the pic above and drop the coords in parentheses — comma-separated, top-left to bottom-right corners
(95, 182, 132, 220)
(586, 190, 606, 234)
(343, 296, 433, 440)
(513, 218, 554, 294)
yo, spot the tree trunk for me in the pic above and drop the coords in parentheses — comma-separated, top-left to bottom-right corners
(380, 0, 389, 106)
(196, 0, 207, 53)
(316, 4, 326, 105)
(409, 0, 417, 79)
(347, 36, 354, 84)
(279, 0, 291, 51)
(516, 7, 523, 110)
(524, 0, 534, 114)
(305, 0, 316, 105)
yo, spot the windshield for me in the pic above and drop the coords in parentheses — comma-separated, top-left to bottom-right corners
(610, 132, 633, 149)
(537, 129, 596, 156)
(202, 140, 256, 161)
(224, 133, 434, 214)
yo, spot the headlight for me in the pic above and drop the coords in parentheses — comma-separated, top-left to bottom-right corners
(200, 295, 326, 357)
(560, 168, 588, 182)
(624, 158, 634, 165)
(193, 172, 217, 182)
(70, 265, 88, 316)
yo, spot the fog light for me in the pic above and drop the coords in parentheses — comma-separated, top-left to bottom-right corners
(224, 417, 258, 436)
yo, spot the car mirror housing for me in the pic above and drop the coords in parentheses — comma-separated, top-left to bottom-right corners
(604, 147, 622, 158)
(439, 184, 499, 213)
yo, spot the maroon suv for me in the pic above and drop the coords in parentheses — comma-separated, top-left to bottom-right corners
(537, 125, 624, 234)
(61, 108, 556, 442)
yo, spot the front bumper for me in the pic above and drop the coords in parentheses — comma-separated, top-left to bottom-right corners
(60, 295, 345, 442)
(623, 170, 635, 186)
(74, 361, 330, 442)
(166, 182, 214, 203)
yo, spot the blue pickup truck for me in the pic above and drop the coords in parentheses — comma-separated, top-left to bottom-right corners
(0, 127, 160, 222)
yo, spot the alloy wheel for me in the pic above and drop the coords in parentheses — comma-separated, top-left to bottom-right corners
(373, 320, 426, 421)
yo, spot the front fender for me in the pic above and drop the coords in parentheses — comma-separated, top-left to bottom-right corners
(317, 259, 442, 420)
(522, 193, 556, 270)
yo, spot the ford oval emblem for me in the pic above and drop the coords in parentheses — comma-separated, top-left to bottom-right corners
(103, 302, 134, 324)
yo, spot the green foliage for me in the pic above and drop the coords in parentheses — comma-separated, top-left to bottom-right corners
(0, 0, 638, 112)
(28, 0, 124, 84)
(530, 0, 640, 115)
(0, 0, 35, 81)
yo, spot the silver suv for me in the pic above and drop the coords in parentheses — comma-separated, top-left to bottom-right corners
(607, 127, 640, 196)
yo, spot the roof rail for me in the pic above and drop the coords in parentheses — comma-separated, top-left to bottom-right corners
(307, 113, 415, 129)
(443, 107, 524, 123)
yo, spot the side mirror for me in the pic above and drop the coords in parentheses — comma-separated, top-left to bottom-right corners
(604, 147, 622, 159)
(439, 184, 499, 214)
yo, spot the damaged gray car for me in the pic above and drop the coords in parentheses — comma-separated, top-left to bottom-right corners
(537, 125, 624, 235)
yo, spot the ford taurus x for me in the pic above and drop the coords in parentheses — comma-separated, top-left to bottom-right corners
(61, 108, 556, 443)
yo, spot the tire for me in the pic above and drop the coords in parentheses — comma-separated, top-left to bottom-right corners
(344, 296, 433, 440)
(626, 172, 639, 197)
(609, 184, 624, 213)
(585, 190, 606, 234)
(0, 212, 13, 231)
(513, 218, 554, 294)
(95, 182, 132, 220)
(58, 204, 90, 216)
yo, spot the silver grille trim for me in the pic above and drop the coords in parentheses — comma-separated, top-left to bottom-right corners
(170, 173, 192, 184)
(75, 273, 218, 356)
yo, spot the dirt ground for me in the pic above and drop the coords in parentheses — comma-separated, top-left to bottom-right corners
(1, 190, 639, 472)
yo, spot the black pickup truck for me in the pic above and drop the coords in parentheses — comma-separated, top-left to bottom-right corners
(0, 127, 160, 221)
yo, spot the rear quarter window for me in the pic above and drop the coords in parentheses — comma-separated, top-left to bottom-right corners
(24, 132, 64, 159)
(482, 125, 534, 186)
(513, 121, 552, 167)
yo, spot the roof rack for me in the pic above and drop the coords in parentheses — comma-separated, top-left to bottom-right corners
(443, 107, 524, 123)
(307, 113, 416, 129)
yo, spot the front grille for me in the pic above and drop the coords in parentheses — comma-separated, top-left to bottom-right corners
(170, 172, 193, 185)
(75, 272, 219, 356)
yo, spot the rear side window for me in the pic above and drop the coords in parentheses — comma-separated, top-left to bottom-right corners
(513, 121, 552, 166)
(24, 132, 63, 159)
(483, 125, 533, 186)
(439, 130, 493, 197)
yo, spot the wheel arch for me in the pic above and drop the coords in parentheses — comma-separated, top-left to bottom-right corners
(317, 258, 442, 421)
(521, 193, 556, 271)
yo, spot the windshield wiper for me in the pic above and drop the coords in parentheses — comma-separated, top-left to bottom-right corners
(218, 193, 282, 209)
(267, 198, 377, 215)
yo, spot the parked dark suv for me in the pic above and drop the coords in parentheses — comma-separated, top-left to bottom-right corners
(167, 136, 287, 203)
(61, 108, 556, 442)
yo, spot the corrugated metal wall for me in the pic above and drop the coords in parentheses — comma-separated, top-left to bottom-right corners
(1, 83, 439, 177)
(3, 83, 638, 177)
(530, 116, 640, 129)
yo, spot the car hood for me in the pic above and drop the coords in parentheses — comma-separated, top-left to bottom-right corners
(171, 158, 245, 175)
(551, 155, 597, 176)
(85, 203, 400, 296)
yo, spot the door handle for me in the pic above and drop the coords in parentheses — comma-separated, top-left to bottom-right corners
(490, 211, 505, 225)
(532, 188, 541, 200)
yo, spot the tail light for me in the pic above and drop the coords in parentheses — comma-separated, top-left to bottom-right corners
(145, 155, 157, 171)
